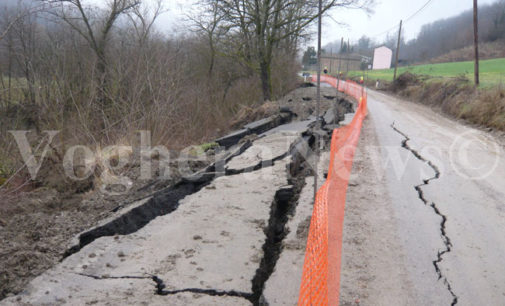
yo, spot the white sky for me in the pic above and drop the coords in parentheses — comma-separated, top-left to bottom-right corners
(89, 0, 500, 45)
(323, 0, 498, 45)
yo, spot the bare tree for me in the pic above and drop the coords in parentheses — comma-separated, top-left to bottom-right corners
(0, 0, 312, 185)
(44, 0, 141, 111)
(199, 0, 372, 101)
(127, 0, 164, 45)
(0, 2, 45, 42)
(47, 0, 140, 72)
(189, 0, 228, 77)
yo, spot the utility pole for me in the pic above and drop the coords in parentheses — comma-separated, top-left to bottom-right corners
(473, 0, 480, 86)
(314, 0, 322, 200)
(329, 48, 333, 74)
(347, 37, 351, 73)
(393, 20, 402, 81)
(336, 56, 342, 93)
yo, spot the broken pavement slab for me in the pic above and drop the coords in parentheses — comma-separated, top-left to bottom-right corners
(216, 113, 293, 149)
(64, 140, 254, 258)
(215, 129, 250, 149)
(1, 274, 250, 306)
(243, 115, 283, 135)
(1, 160, 290, 305)
(263, 152, 330, 305)
(225, 132, 300, 174)
(2, 102, 336, 305)
(265, 118, 316, 135)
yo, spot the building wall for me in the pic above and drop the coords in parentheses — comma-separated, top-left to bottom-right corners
(320, 57, 362, 74)
(372, 47, 393, 70)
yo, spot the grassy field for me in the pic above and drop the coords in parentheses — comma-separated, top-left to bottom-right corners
(348, 57, 505, 88)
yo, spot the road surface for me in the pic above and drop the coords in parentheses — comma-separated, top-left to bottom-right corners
(0, 104, 334, 305)
(2, 87, 504, 306)
(340, 89, 505, 306)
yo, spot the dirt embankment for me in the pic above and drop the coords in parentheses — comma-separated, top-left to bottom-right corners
(377, 72, 505, 133)
(0, 83, 344, 300)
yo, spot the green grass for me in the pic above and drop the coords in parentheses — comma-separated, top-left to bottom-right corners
(199, 142, 219, 152)
(184, 142, 220, 157)
(348, 58, 505, 88)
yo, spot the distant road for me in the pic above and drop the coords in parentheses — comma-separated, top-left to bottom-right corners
(340, 89, 505, 305)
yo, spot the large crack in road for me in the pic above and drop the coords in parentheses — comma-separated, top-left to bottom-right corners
(76, 272, 254, 301)
(391, 123, 458, 306)
(63, 132, 315, 260)
(1, 82, 361, 305)
(1, 91, 356, 305)
(62, 141, 255, 259)
(60, 132, 316, 306)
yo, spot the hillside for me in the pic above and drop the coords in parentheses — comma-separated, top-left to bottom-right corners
(430, 40, 505, 64)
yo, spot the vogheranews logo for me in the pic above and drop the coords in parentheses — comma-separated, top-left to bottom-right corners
(2, 129, 503, 196)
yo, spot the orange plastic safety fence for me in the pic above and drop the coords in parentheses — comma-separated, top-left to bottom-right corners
(298, 75, 367, 305)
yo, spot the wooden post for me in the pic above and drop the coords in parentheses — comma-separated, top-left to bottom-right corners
(314, 0, 322, 200)
(393, 20, 402, 81)
(473, 0, 480, 86)
(329, 48, 333, 74)
(336, 56, 342, 93)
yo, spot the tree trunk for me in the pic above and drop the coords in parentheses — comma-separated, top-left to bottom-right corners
(260, 58, 272, 101)
(7, 33, 12, 107)
(96, 46, 109, 105)
(208, 38, 215, 77)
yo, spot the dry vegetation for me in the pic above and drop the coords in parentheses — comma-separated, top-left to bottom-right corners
(430, 40, 505, 64)
(0, 0, 309, 193)
(388, 72, 505, 131)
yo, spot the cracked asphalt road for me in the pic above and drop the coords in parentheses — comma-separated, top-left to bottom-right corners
(3, 86, 504, 306)
(340, 90, 505, 305)
(0, 113, 326, 305)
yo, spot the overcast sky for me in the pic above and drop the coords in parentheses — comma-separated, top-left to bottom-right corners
(92, 0, 499, 46)
(325, 0, 498, 44)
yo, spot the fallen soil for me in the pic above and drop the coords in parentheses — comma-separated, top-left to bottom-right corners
(0, 83, 350, 300)
(231, 83, 345, 128)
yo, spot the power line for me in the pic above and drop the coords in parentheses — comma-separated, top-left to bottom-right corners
(405, 0, 434, 23)
(370, 0, 435, 38)
(371, 24, 401, 39)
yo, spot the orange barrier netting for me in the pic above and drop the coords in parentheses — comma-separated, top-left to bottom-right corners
(298, 75, 367, 305)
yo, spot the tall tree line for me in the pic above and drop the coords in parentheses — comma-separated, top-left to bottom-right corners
(197, 0, 372, 100)
(401, 0, 505, 62)
(0, 0, 372, 168)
